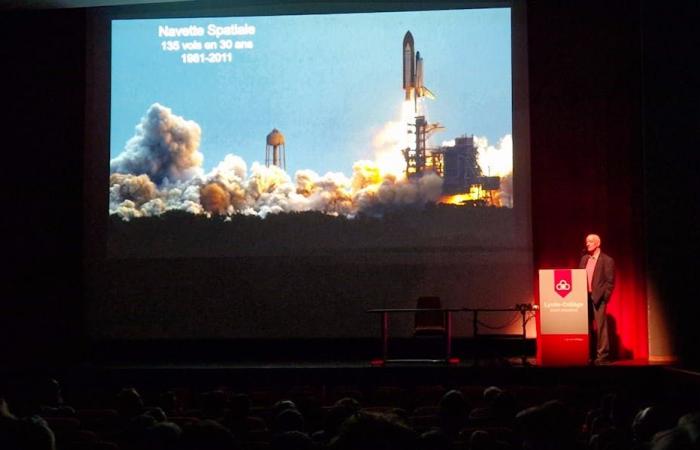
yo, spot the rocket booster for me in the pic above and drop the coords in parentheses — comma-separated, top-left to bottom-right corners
(403, 31, 415, 99)
(402, 31, 435, 104)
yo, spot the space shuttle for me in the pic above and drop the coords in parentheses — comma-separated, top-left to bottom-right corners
(403, 31, 435, 108)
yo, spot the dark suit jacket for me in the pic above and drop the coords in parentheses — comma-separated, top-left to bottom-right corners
(579, 252, 615, 306)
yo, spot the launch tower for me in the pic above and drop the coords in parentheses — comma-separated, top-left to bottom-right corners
(403, 116, 444, 179)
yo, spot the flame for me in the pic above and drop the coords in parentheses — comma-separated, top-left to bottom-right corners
(370, 101, 417, 178)
(439, 185, 494, 206)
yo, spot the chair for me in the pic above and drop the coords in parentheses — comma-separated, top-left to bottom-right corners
(414, 296, 446, 336)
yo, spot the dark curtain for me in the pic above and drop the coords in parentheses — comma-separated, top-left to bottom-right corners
(528, 1, 648, 360)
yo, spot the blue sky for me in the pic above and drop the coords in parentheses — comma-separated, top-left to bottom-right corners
(111, 8, 511, 176)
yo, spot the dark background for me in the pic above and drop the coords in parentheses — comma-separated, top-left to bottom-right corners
(1, 1, 697, 367)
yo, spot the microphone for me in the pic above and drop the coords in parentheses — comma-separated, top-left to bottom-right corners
(581, 247, 588, 255)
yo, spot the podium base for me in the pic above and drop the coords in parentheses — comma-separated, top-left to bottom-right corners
(538, 334, 589, 366)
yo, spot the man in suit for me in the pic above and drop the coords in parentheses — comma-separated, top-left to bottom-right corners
(579, 234, 615, 365)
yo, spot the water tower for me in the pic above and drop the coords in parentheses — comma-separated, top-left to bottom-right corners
(265, 128, 286, 170)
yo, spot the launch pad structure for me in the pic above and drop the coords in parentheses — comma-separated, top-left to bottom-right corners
(402, 31, 501, 205)
(403, 115, 444, 179)
(261, 32, 503, 207)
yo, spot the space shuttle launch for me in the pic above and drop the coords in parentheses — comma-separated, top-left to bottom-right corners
(403, 31, 435, 108)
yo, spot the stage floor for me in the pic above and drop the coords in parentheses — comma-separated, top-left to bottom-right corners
(47, 357, 669, 392)
(87, 356, 660, 370)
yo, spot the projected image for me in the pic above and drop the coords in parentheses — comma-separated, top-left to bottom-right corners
(110, 9, 512, 223)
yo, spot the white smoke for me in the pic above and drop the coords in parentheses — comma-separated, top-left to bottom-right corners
(110, 103, 204, 184)
(110, 158, 442, 220)
(163, 183, 205, 215)
(112, 200, 142, 221)
(292, 169, 354, 216)
(140, 198, 167, 216)
(475, 134, 513, 207)
(349, 161, 443, 215)
(476, 134, 513, 178)
(108, 104, 451, 220)
(204, 154, 248, 212)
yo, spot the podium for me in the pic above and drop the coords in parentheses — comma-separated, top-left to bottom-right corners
(537, 269, 589, 365)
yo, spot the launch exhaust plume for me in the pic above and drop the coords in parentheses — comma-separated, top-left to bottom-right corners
(109, 173, 158, 207)
(110, 104, 446, 220)
(475, 134, 513, 178)
(476, 134, 513, 207)
(200, 182, 231, 215)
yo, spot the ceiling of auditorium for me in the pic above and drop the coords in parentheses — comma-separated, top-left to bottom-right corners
(1, 0, 193, 10)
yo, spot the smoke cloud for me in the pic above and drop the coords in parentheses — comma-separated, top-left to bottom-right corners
(110, 103, 204, 184)
(109, 173, 158, 207)
(475, 134, 513, 207)
(110, 104, 448, 220)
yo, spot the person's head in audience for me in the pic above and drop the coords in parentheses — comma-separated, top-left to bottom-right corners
(23, 417, 57, 450)
(179, 419, 240, 450)
(439, 390, 469, 419)
(334, 397, 361, 413)
(606, 389, 642, 432)
(0, 397, 20, 449)
(273, 399, 298, 415)
(632, 406, 669, 445)
(228, 393, 251, 420)
(647, 410, 700, 450)
(589, 426, 626, 450)
(483, 386, 516, 423)
(2, 393, 58, 450)
(200, 390, 228, 419)
(469, 430, 497, 450)
(600, 392, 615, 418)
(650, 425, 697, 450)
(140, 420, 181, 450)
(274, 407, 305, 433)
(438, 389, 469, 436)
(144, 406, 166, 422)
(120, 412, 157, 448)
(0, 414, 56, 450)
(329, 411, 417, 450)
(483, 386, 503, 404)
(516, 400, 576, 450)
(116, 387, 145, 419)
(42, 379, 63, 406)
(672, 412, 700, 448)
(0, 397, 14, 419)
(591, 414, 614, 436)
(271, 430, 313, 450)
(309, 397, 359, 445)
(313, 398, 362, 444)
(419, 429, 449, 450)
(21, 378, 75, 418)
(158, 390, 181, 416)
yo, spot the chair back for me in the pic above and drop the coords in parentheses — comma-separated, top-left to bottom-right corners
(414, 296, 445, 335)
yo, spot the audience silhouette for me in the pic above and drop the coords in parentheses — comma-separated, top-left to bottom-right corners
(1, 378, 698, 450)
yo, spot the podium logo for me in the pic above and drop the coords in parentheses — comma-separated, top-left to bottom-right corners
(553, 269, 573, 298)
